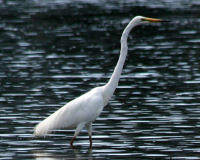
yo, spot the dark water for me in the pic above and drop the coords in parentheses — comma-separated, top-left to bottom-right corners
(1, 0, 200, 159)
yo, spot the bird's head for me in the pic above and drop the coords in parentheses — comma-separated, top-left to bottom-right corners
(121, 16, 169, 45)
(132, 16, 169, 26)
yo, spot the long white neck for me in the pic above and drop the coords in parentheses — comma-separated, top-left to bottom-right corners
(103, 18, 138, 104)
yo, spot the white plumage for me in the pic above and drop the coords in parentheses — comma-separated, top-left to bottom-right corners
(34, 16, 166, 148)
(34, 87, 104, 136)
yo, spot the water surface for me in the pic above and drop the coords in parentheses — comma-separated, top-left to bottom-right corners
(1, 0, 200, 159)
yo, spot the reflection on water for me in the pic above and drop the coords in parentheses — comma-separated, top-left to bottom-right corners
(1, 0, 200, 160)
(33, 149, 94, 160)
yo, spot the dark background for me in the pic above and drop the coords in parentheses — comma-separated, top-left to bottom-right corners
(1, 0, 200, 159)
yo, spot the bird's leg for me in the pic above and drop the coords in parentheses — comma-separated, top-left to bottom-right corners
(86, 123, 92, 148)
(70, 123, 85, 148)
(70, 136, 76, 148)
(89, 135, 92, 149)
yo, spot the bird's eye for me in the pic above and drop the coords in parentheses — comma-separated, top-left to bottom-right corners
(141, 18, 146, 22)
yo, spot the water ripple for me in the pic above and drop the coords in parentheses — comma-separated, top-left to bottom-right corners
(1, 1, 200, 160)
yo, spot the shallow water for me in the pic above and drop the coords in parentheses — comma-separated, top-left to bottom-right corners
(1, 0, 200, 159)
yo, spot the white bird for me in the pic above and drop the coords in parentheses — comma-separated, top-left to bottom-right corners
(34, 16, 167, 148)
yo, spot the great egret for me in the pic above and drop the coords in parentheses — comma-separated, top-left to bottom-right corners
(34, 16, 167, 148)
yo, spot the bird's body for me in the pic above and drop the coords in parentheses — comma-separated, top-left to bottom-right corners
(34, 16, 166, 148)
(34, 86, 105, 136)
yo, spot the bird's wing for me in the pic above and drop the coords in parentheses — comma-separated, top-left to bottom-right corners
(34, 87, 104, 136)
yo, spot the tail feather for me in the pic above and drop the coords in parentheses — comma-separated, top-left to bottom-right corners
(34, 113, 56, 136)
(33, 94, 84, 137)
(33, 106, 68, 137)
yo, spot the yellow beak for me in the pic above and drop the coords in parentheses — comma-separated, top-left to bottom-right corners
(142, 17, 168, 22)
